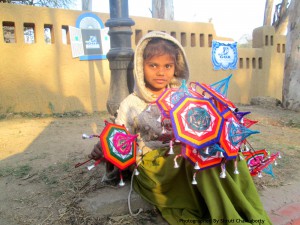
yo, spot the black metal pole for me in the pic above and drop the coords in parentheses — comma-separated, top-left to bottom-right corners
(105, 0, 135, 117)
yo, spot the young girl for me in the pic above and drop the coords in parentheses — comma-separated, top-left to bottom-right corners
(89, 31, 272, 225)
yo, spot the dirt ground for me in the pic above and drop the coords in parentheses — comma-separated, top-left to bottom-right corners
(0, 103, 300, 225)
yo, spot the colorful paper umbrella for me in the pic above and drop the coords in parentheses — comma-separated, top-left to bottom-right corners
(242, 149, 280, 177)
(220, 109, 260, 159)
(156, 88, 180, 117)
(100, 121, 138, 170)
(170, 96, 224, 149)
(242, 149, 268, 168)
(181, 143, 224, 170)
(156, 80, 203, 117)
(199, 82, 237, 111)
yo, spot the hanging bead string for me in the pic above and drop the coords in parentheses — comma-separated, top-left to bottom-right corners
(192, 172, 198, 185)
(194, 161, 201, 170)
(234, 158, 239, 174)
(220, 161, 226, 178)
(174, 154, 182, 168)
(119, 170, 125, 186)
(168, 140, 174, 155)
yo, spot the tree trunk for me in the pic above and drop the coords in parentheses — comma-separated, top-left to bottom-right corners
(282, 0, 300, 111)
(263, 0, 274, 25)
(152, 0, 174, 20)
(272, 0, 289, 34)
(82, 0, 92, 11)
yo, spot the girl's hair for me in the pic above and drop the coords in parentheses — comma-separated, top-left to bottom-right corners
(143, 38, 183, 76)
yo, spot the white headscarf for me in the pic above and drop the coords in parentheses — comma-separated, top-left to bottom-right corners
(133, 31, 190, 103)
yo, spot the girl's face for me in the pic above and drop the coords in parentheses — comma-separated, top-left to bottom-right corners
(143, 54, 175, 96)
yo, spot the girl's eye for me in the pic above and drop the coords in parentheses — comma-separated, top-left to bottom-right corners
(149, 64, 157, 68)
(165, 64, 173, 69)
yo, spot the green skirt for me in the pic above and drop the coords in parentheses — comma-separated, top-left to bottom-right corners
(133, 147, 272, 225)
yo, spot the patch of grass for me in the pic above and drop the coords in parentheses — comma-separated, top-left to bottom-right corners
(39, 170, 58, 186)
(13, 165, 32, 178)
(52, 191, 64, 198)
(60, 161, 72, 172)
(0, 165, 32, 178)
(0, 167, 14, 177)
(29, 152, 49, 161)
(284, 119, 300, 128)
(38, 161, 72, 187)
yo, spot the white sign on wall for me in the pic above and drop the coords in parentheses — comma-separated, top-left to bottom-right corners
(69, 26, 84, 58)
(211, 40, 238, 70)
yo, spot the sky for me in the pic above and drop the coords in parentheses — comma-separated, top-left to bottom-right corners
(73, 0, 281, 42)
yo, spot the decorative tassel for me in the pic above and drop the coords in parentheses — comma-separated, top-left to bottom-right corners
(119, 178, 125, 186)
(234, 159, 239, 174)
(220, 163, 226, 178)
(82, 133, 91, 139)
(258, 171, 263, 178)
(205, 147, 209, 155)
(192, 172, 198, 185)
(194, 161, 200, 170)
(87, 159, 102, 170)
(87, 164, 95, 170)
(174, 156, 179, 168)
(278, 152, 282, 159)
(219, 151, 224, 158)
(240, 117, 244, 124)
(174, 154, 181, 168)
(274, 160, 278, 166)
(119, 171, 125, 186)
(245, 145, 250, 152)
(161, 126, 166, 134)
(157, 115, 161, 123)
(168, 140, 174, 155)
(146, 104, 151, 112)
(134, 168, 140, 176)
(239, 153, 245, 160)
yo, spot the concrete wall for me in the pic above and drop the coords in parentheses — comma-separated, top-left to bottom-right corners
(0, 4, 286, 114)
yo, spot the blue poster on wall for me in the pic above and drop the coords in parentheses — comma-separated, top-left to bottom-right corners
(211, 40, 238, 70)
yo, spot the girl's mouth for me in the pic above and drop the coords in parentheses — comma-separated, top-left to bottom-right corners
(154, 79, 166, 84)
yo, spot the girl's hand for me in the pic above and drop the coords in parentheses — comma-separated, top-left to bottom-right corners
(88, 141, 103, 160)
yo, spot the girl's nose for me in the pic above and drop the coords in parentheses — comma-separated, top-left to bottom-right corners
(157, 67, 165, 75)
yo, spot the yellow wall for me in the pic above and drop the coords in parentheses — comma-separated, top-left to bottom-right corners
(0, 4, 285, 114)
